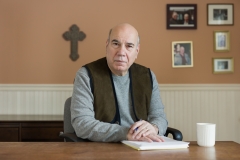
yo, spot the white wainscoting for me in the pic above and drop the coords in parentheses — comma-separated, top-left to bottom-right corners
(159, 84, 240, 144)
(0, 84, 239, 143)
(0, 84, 73, 115)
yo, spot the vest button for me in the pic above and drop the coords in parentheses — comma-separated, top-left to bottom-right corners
(115, 121, 119, 124)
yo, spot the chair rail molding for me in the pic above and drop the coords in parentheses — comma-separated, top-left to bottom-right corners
(0, 84, 239, 143)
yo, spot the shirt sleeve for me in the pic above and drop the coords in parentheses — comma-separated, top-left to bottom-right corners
(71, 67, 129, 142)
(147, 70, 168, 136)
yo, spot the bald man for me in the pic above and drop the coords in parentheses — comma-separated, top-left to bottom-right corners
(71, 23, 168, 142)
(174, 46, 191, 65)
(169, 11, 179, 24)
(183, 13, 194, 25)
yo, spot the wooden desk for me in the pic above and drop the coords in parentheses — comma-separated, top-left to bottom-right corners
(0, 115, 63, 142)
(0, 141, 239, 159)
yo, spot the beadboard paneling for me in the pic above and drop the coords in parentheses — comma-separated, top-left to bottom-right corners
(159, 84, 240, 143)
(0, 84, 72, 115)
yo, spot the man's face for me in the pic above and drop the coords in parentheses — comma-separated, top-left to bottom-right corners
(176, 44, 180, 51)
(106, 24, 139, 76)
(173, 12, 178, 20)
(180, 47, 185, 55)
(184, 14, 189, 21)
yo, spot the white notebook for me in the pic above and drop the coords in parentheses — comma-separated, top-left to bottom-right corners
(122, 136, 189, 150)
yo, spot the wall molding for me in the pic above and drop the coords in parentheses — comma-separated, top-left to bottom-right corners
(1, 83, 239, 91)
(0, 84, 73, 91)
(159, 84, 240, 91)
(0, 84, 240, 91)
(0, 84, 239, 143)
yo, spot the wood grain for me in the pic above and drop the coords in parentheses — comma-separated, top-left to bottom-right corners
(0, 141, 239, 160)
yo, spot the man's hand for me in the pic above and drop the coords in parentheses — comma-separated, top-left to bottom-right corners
(126, 120, 164, 142)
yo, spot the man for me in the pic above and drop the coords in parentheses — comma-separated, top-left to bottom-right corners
(174, 43, 180, 55)
(169, 11, 179, 24)
(182, 13, 194, 25)
(174, 46, 191, 65)
(71, 23, 168, 142)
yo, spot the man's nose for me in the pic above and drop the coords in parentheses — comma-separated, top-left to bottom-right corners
(117, 45, 127, 56)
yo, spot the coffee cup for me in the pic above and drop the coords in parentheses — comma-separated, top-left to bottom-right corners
(197, 123, 216, 147)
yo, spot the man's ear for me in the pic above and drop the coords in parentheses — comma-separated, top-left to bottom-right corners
(135, 44, 140, 59)
(106, 39, 109, 47)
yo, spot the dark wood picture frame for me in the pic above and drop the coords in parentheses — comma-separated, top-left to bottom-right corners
(166, 4, 197, 29)
(207, 4, 234, 26)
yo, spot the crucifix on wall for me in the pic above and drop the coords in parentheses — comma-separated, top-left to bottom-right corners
(63, 24, 86, 61)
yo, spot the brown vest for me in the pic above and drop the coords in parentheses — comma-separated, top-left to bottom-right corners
(84, 57, 152, 124)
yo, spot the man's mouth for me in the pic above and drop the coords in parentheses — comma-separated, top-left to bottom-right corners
(115, 60, 126, 63)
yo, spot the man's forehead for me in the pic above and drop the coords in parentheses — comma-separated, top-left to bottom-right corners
(110, 31, 138, 44)
(111, 37, 135, 44)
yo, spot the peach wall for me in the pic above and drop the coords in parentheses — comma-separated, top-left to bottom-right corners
(0, 0, 239, 84)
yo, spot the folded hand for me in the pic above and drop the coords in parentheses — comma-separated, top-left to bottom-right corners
(127, 120, 163, 142)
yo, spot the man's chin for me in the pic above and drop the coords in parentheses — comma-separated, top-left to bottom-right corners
(115, 67, 126, 71)
(113, 66, 128, 73)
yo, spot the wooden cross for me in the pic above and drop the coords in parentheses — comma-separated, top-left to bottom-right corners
(63, 24, 86, 61)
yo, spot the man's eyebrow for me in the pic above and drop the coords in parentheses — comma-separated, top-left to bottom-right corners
(111, 39, 119, 43)
(126, 42, 135, 46)
(111, 39, 135, 46)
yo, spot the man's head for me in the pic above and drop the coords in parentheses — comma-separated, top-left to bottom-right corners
(176, 44, 180, 52)
(180, 46, 185, 56)
(184, 13, 189, 22)
(106, 23, 140, 76)
(172, 11, 178, 20)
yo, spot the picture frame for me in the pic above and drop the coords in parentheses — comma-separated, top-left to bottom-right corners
(212, 57, 234, 74)
(166, 4, 197, 29)
(172, 41, 193, 68)
(214, 31, 230, 52)
(207, 4, 234, 25)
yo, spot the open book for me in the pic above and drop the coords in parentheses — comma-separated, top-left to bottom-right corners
(122, 136, 189, 150)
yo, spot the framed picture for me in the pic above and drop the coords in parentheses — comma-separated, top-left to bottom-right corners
(214, 31, 230, 52)
(172, 41, 193, 68)
(212, 57, 234, 74)
(207, 4, 234, 25)
(166, 4, 197, 29)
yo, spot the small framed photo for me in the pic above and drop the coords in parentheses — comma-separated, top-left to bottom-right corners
(166, 4, 197, 29)
(212, 57, 234, 74)
(172, 41, 193, 68)
(207, 4, 234, 25)
(214, 31, 230, 52)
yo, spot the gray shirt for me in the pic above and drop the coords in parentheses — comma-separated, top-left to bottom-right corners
(71, 67, 168, 142)
(174, 53, 191, 65)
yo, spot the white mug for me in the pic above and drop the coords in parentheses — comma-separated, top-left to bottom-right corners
(197, 123, 216, 147)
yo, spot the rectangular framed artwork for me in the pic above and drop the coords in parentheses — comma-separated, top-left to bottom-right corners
(166, 4, 197, 29)
(212, 57, 234, 74)
(214, 30, 230, 52)
(207, 4, 234, 25)
(172, 41, 193, 68)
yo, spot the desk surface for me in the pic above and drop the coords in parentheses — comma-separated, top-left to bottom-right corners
(0, 141, 239, 159)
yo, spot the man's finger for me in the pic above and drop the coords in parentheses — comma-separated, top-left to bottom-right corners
(133, 127, 148, 139)
(147, 135, 164, 142)
(142, 129, 151, 137)
(139, 136, 153, 143)
(130, 120, 145, 133)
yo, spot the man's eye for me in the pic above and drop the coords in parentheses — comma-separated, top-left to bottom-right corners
(112, 42, 119, 47)
(127, 45, 133, 48)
